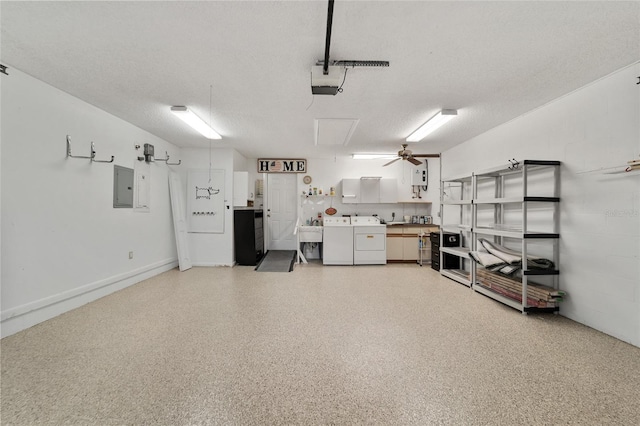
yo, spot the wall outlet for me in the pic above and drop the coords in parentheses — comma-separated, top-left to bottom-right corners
(129, 251, 134, 259)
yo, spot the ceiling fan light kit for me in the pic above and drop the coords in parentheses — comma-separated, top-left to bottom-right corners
(406, 109, 458, 142)
(382, 144, 441, 167)
(170, 106, 222, 140)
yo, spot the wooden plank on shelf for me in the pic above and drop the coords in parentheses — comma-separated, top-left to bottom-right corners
(476, 269, 561, 305)
(473, 284, 523, 311)
(475, 283, 559, 308)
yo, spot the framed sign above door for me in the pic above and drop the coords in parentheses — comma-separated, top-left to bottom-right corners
(257, 159, 306, 173)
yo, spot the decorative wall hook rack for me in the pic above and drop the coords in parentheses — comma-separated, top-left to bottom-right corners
(155, 151, 181, 166)
(66, 135, 114, 163)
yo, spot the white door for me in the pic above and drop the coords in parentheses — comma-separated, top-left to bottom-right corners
(267, 174, 297, 250)
(168, 172, 192, 271)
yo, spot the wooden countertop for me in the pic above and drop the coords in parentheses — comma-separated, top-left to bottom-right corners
(385, 223, 438, 227)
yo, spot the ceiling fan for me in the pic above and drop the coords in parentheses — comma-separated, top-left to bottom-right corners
(383, 144, 440, 167)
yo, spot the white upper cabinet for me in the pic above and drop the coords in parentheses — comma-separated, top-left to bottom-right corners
(379, 178, 398, 203)
(341, 178, 360, 203)
(233, 171, 249, 207)
(360, 178, 380, 203)
(341, 178, 397, 204)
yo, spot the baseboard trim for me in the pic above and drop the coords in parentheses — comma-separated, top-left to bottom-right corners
(191, 262, 234, 267)
(1, 258, 178, 338)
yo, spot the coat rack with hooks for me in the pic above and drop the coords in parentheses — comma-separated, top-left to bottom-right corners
(66, 135, 114, 163)
(154, 151, 181, 166)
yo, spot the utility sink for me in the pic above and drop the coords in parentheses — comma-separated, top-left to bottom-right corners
(298, 225, 323, 242)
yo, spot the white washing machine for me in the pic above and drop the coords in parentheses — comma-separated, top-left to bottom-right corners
(322, 216, 353, 265)
(351, 216, 387, 265)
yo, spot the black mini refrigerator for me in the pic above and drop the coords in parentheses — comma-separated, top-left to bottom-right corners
(234, 209, 264, 265)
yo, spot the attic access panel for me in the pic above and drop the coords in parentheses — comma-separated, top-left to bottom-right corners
(314, 118, 359, 146)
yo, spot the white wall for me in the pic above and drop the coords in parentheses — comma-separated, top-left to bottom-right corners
(179, 148, 245, 266)
(252, 157, 440, 224)
(246, 157, 440, 259)
(300, 157, 440, 222)
(1, 67, 179, 337)
(442, 63, 640, 347)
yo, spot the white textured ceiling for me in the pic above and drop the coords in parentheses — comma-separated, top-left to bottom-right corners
(2, 1, 639, 159)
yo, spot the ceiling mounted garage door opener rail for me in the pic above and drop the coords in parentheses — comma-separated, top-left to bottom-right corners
(311, 0, 389, 95)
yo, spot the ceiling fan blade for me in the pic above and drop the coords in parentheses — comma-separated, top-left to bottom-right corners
(407, 157, 423, 166)
(383, 158, 401, 167)
(412, 154, 441, 158)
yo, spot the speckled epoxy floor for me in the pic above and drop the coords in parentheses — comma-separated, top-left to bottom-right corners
(2, 263, 639, 425)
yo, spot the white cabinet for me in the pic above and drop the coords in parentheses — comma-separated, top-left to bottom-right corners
(360, 178, 380, 203)
(342, 178, 397, 204)
(233, 171, 249, 207)
(341, 178, 360, 203)
(380, 178, 398, 203)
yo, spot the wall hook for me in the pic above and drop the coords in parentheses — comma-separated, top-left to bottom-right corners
(66, 135, 114, 163)
(154, 151, 170, 162)
(67, 135, 92, 159)
(166, 156, 182, 166)
(90, 142, 114, 163)
(155, 151, 181, 166)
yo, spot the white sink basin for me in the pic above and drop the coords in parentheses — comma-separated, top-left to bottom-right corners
(298, 225, 323, 242)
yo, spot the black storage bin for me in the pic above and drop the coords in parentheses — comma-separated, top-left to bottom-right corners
(430, 232, 460, 271)
(442, 233, 460, 247)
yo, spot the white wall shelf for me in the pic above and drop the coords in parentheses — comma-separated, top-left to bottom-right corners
(441, 268, 471, 285)
(473, 196, 559, 204)
(439, 246, 471, 257)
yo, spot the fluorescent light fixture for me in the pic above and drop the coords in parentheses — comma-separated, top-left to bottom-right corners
(406, 109, 457, 142)
(352, 154, 397, 160)
(170, 106, 221, 139)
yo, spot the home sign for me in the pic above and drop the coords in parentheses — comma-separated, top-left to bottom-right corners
(257, 159, 307, 173)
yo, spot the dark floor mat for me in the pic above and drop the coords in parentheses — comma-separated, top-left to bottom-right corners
(255, 250, 296, 272)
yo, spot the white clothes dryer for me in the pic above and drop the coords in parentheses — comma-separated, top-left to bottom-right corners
(351, 216, 387, 265)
